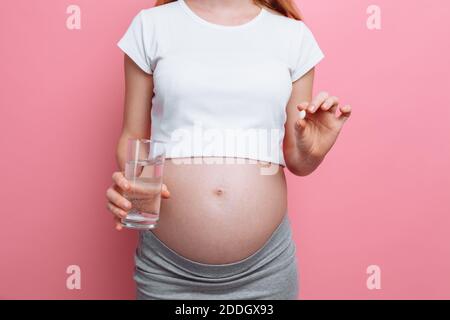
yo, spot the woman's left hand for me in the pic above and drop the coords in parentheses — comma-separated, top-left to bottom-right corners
(295, 91, 352, 160)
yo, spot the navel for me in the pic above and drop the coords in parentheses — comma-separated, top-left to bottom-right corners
(213, 187, 225, 196)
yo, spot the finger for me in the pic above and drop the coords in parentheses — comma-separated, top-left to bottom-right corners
(320, 96, 339, 112)
(296, 102, 308, 120)
(337, 105, 352, 124)
(114, 216, 123, 231)
(295, 118, 307, 132)
(296, 102, 309, 111)
(106, 187, 132, 211)
(112, 171, 131, 192)
(107, 201, 129, 219)
(161, 183, 171, 199)
(308, 91, 329, 113)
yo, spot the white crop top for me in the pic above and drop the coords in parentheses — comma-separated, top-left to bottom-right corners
(117, 0, 325, 166)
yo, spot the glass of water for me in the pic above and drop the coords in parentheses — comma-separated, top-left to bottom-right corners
(121, 138, 166, 230)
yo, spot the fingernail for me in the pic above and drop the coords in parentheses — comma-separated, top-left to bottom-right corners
(123, 201, 131, 208)
(309, 105, 315, 112)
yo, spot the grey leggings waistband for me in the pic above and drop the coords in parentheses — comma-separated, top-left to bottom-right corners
(137, 213, 293, 279)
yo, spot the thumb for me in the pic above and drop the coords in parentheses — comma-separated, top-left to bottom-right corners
(295, 118, 307, 134)
(295, 105, 308, 135)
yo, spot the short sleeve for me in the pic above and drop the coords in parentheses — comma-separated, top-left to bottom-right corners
(117, 10, 153, 74)
(290, 21, 325, 82)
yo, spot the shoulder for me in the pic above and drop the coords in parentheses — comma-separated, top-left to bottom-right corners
(129, 2, 179, 34)
(140, 1, 179, 20)
(263, 7, 308, 35)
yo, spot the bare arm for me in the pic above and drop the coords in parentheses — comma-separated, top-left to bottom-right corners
(106, 55, 169, 231)
(283, 68, 322, 176)
(116, 54, 154, 171)
(283, 68, 352, 176)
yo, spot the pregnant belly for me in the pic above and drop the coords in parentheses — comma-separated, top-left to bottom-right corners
(151, 157, 288, 265)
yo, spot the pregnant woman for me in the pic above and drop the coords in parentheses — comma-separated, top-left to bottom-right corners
(106, 0, 351, 300)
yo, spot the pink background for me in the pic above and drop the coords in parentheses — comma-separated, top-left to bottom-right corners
(1, 0, 449, 299)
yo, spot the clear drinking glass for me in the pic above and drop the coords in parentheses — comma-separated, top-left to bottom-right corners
(121, 138, 166, 230)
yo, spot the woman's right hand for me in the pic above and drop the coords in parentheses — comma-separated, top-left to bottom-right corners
(106, 171, 171, 231)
